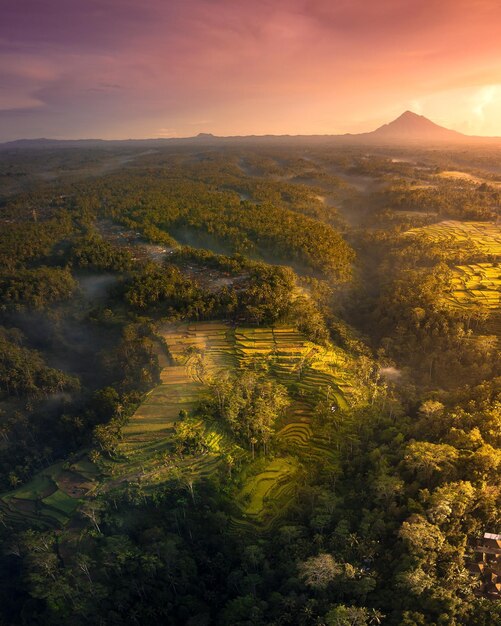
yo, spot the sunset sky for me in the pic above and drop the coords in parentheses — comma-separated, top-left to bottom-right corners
(2, 0, 501, 141)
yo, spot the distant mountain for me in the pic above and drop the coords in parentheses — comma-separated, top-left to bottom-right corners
(1, 111, 498, 148)
(367, 110, 466, 142)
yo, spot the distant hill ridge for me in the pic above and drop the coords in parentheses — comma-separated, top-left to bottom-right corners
(2, 112, 498, 148)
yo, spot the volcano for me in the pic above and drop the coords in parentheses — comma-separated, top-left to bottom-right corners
(368, 110, 465, 142)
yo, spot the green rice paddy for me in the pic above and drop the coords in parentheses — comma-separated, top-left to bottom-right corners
(0, 453, 98, 528)
(236, 457, 299, 525)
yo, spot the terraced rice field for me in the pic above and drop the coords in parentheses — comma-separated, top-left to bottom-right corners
(406, 221, 500, 321)
(234, 326, 353, 409)
(113, 322, 241, 488)
(446, 263, 501, 311)
(0, 453, 99, 528)
(235, 458, 299, 528)
(407, 220, 501, 256)
(111, 322, 356, 527)
(1, 321, 358, 531)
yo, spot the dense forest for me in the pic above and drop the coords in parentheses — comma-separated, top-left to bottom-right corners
(0, 141, 499, 625)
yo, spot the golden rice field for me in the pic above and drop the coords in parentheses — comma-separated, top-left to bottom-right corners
(446, 263, 501, 311)
(407, 220, 501, 256)
(407, 221, 501, 316)
(233, 457, 300, 531)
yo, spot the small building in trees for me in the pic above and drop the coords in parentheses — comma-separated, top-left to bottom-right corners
(468, 532, 501, 599)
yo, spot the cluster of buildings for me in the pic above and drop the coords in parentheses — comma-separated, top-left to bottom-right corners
(468, 532, 501, 599)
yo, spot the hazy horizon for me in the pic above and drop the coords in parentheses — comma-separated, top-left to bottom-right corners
(2, 1, 501, 141)
(0, 110, 463, 143)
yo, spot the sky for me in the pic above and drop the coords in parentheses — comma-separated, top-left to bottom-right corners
(2, 0, 501, 141)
